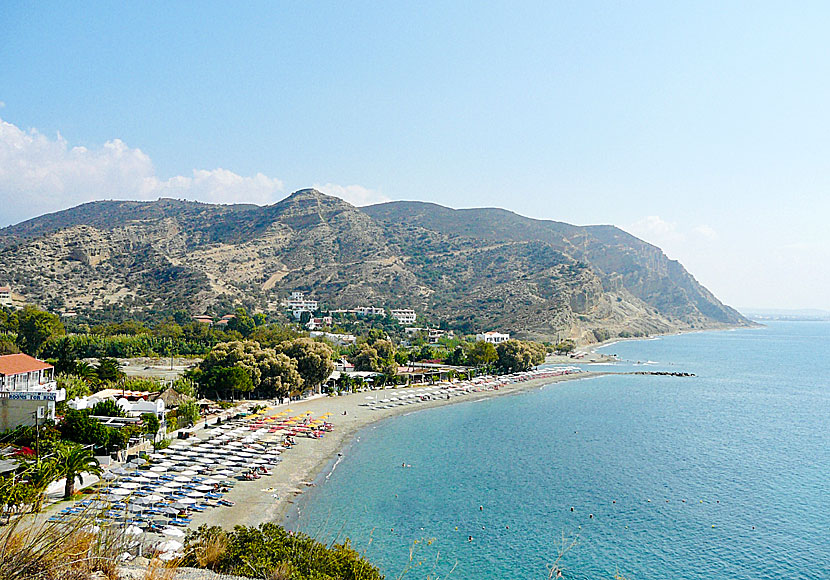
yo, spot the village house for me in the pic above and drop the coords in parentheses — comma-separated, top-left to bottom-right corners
(282, 291, 319, 319)
(306, 316, 333, 330)
(353, 306, 386, 317)
(0, 353, 65, 430)
(476, 331, 510, 344)
(390, 308, 416, 325)
(0, 287, 12, 308)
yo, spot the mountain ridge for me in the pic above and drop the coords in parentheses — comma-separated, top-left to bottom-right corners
(0, 189, 751, 341)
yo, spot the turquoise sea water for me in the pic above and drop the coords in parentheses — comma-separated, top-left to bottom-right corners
(294, 322, 830, 579)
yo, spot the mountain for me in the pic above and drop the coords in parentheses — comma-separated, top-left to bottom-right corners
(0, 189, 751, 341)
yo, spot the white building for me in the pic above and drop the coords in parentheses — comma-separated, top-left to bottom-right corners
(0, 287, 12, 308)
(282, 291, 319, 319)
(354, 306, 386, 317)
(390, 309, 416, 325)
(476, 331, 510, 344)
(0, 354, 65, 430)
(306, 316, 333, 330)
(309, 331, 357, 346)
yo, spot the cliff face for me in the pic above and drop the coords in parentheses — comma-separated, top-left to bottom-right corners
(0, 190, 750, 340)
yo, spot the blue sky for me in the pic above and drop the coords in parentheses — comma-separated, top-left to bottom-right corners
(1, 2, 828, 310)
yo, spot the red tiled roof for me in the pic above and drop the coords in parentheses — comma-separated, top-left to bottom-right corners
(0, 287, 10, 292)
(0, 354, 53, 376)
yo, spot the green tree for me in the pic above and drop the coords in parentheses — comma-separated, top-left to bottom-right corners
(467, 341, 497, 367)
(95, 357, 124, 383)
(199, 340, 262, 390)
(90, 399, 125, 417)
(445, 346, 466, 366)
(16, 306, 64, 355)
(55, 442, 102, 499)
(554, 339, 576, 354)
(278, 338, 334, 393)
(59, 409, 118, 453)
(51, 336, 77, 375)
(74, 361, 100, 387)
(226, 307, 256, 337)
(254, 349, 302, 399)
(199, 366, 253, 400)
(0, 339, 20, 355)
(176, 400, 200, 428)
(495, 340, 534, 373)
(350, 343, 380, 372)
(141, 412, 161, 436)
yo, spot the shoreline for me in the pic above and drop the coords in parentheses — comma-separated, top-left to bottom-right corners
(186, 370, 609, 531)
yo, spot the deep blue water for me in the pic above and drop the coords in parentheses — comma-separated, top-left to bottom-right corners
(295, 322, 830, 579)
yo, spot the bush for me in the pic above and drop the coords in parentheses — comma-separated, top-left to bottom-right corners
(182, 523, 384, 579)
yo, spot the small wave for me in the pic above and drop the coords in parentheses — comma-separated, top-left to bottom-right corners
(326, 453, 345, 481)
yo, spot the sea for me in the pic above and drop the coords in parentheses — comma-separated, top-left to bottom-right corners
(293, 322, 830, 579)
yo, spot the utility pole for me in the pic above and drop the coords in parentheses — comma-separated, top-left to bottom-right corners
(33, 409, 40, 467)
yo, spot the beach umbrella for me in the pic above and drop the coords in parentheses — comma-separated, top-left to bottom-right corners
(149, 466, 167, 473)
(101, 471, 118, 481)
(195, 484, 213, 492)
(111, 488, 131, 495)
(186, 491, 205, 498)
(201, 478, 220, 485)
(155, 486, 176, 494)
(181, 470, 199, 477)
(120, 482, 140, 489)
(125, 525, 143, 536)
(173, 475, 191, 483)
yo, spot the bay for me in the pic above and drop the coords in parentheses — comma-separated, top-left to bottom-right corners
(295, 322, 830, 579)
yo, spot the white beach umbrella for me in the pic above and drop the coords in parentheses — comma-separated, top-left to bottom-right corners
(149, 466, 167, 473)
(120, 482, 140, 489)
(181, 470, 199, 477)
(186, 491, 205, 498)
(155, 486, 176, 494)
(125, 525, 143, 536)
(201, 478, 220, 485)
(111, 488, 131, 495)
(173, 475, 191, 483)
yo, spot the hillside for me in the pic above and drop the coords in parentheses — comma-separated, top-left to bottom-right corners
(0, 189, 750, 341)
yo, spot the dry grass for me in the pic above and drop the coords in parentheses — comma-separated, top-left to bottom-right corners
(0, 498, 166, 580)
(141, 558, 179, 580)
(193, 530, 229, 571)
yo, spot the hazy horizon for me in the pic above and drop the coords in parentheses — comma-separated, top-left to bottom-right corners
(2, 3, 828, 311)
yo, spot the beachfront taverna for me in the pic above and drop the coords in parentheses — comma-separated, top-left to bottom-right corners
(0, 353, 66, 430)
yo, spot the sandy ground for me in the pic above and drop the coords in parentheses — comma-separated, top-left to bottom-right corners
(186, 370, 607, 531)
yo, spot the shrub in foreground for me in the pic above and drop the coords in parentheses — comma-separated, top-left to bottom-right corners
(183, 523, 384, 580)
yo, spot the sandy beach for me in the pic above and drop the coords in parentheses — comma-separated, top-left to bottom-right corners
(186, 369, 607, 531)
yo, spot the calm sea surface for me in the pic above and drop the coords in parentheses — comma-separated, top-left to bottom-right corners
(294, 322, 830, 579)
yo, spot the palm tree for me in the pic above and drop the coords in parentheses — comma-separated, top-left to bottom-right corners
(74, 361, 100, 387)
(56, 443, 102, 500)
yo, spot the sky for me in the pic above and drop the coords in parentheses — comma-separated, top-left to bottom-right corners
(1, 2, 829, 311)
